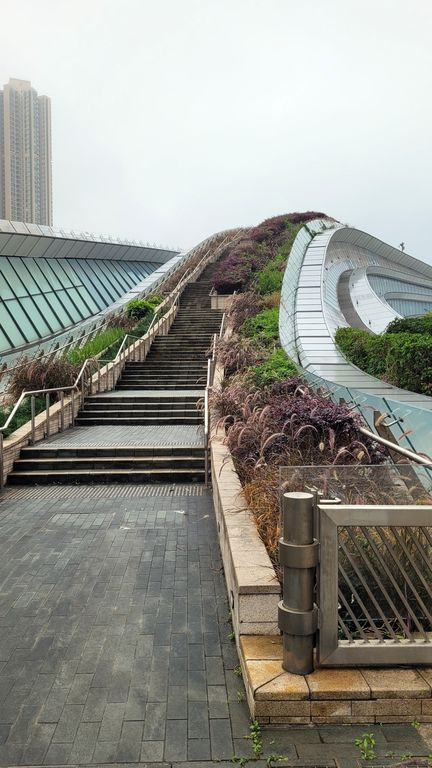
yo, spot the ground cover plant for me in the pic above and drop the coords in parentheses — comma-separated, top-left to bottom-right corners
(210, 212, 387, 573)
(335, 325, 432, 396)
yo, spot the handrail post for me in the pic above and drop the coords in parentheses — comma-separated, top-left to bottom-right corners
(71, 388, 75, 426)
(204, 386, 209, 488)
(30, 395, 36, 445)
(45, 393, 50, 438)
(278, 492, 318, 675)
(81, 373, 85, 409)
(97, 362, 101, 394)
(60, 391, 65, 432)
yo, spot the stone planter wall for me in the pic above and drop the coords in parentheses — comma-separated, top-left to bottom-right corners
(211, 294, 234, 311)
(210, 428, 280, 636)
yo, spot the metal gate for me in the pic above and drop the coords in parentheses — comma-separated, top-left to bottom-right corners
(278, 491, 432, 672)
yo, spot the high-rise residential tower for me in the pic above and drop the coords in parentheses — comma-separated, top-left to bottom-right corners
(0, 78, 52, 225)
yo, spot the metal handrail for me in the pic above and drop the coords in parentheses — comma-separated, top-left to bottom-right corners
(0, 238, 216, 382)
(358, 426, 432, 467)
(0, 233, 229, 438)
(113, 334, 140, 362)
(204, 359, 211, 487)
(0, 229, 242, 488)
(0, 359, 89, 435)
(203, 309, 227, 487)
(219, 313, 226, 339)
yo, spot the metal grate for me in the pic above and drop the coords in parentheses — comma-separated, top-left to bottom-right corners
(318, 503, 432, 666)
(338, 525, 432, 643)
(0, 483, 205, 502)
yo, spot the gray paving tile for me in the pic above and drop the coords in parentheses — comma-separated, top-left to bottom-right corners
(187, 738, 212, 760)
(188, 701, 209, 739)
(164, 718, 187, 761)
(98, 702, 125, 742)
(82, 687, 108, 722)
(210, 718, 234, 760)
(91, 740, 118, 764)
(52, 704, 84, 743)
(21, 723, 55, 765)
(140, 739, 165, 761)
(44, 741, 72, 764)
(208, 684, 229, 719)
(142, 702, 166, 741)
(68, 721, 99, 763)
(167, 685, 187, 719)
(117, 720, 143, 761)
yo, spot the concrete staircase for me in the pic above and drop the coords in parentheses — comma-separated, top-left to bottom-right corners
(9, 446, 205, 484)
(8, 265, 221, 486)
(75, 394, 203, 426)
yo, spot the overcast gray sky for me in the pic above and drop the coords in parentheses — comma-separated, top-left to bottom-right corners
(1, 0, 431, 258)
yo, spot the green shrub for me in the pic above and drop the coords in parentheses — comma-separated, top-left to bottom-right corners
(386, 313, 432, 335)
(385, 332, 432, 394)
(335, 327, 390, 377)
(126, 296, 161, 319)
(336, 326, 432, 395)
(246, 348, 297, 387)
(255, 266, 284, 295)
(241, 308, 280, 347)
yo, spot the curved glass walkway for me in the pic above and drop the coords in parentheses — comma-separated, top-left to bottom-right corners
(279, 219, 432, 460)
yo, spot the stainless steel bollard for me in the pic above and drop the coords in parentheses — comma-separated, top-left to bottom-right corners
(278, 492, 319, 675)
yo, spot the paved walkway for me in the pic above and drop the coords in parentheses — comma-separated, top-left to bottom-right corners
(0, 485, 429, 767)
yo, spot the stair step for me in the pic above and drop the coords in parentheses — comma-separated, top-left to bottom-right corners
(21, 446, 203, 458)
(84, 397, 200, 404)
(75, 417, 202, 425)
(15, 456, 203, 471)
(116, 384, 204, 390)
(8, 468, 205, 485)
(81, 405, 200, 412)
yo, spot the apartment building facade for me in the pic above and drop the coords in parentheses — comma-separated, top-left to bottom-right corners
(0, 78, 52, 225)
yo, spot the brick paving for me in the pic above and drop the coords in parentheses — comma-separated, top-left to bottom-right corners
(0, 485, 429, 766)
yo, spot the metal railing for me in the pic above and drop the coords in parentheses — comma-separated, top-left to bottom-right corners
(203, 312, 227, 487)
(0, 229, 236, 393)
(0, 230, 240, 488)
(278, 490, 432, 671)
(0, 359, 91, 488)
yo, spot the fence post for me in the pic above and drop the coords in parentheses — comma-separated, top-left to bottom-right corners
(60, 391, 65, 432)
(45, 393, 50, 438)
(278, 492, 318, 675)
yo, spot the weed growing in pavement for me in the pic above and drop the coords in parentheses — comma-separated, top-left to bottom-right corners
(233, 665, 242, 678)
(266, 754, 288, 766)
(231, 756, 249, 766)
(248, 720, 263, 758)
(355, 732, 376, 761)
